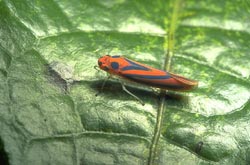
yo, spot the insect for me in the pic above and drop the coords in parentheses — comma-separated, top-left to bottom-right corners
(96, 55, 198, 105)
(195, 141, 204, 153)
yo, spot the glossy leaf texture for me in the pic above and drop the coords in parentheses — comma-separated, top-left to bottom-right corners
(0, 0, 250, 165)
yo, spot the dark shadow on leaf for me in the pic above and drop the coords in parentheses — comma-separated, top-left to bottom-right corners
(0, 138, 9, 165)
(0, 69, 7, 77)
(244, 148, 250, 165)
(90, 80, 191, 105)
(45, 63, 69, 93)
(90, 80, 158, 102)
(163, 91, 191, 108)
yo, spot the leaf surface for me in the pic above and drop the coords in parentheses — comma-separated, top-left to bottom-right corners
(0, 0, 249, 164)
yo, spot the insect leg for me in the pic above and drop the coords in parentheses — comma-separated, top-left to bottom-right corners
(95, 75, 111, 96)
(120, 82, 145, 106)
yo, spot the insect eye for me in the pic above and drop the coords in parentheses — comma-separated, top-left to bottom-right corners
(98, 61, 102, 66)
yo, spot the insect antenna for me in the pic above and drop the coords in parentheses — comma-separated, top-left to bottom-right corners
(94, 65, 100, 71)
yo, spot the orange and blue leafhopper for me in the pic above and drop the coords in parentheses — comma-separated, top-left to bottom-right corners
(97, 55, 198, 104)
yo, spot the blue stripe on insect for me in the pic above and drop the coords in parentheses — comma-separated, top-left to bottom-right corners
(123, 74, 184, 89)
(141, 81, 185, 89)
(122, 59, 150, 71)
(111, 62, 119, 70)
(111, 55, 121, 58)
(123, 74, 171, 79)
(121, 65, 150, 71)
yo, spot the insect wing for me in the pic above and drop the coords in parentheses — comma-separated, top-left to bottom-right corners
(119, 57, 198, 91)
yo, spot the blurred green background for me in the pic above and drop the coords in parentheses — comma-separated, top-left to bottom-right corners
(0, 0, 250, 164)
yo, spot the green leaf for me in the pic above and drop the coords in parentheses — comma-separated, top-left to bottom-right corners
(0, 0, 250, 164)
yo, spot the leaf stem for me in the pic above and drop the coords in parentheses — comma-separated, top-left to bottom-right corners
(148, 94, 166, 165)
(148, 0, 183, 164)
(164, 0, 183, 71)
